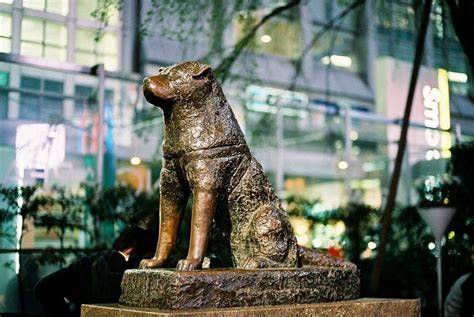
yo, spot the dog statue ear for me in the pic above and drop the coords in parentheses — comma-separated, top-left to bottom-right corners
(192, 64, 211, 80)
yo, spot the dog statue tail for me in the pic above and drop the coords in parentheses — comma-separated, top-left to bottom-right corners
(298, 246, 357, 270)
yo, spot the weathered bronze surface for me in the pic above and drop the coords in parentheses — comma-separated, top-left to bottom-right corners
(140, 61, 354, 271)
(119, 267, 359, 309)
(82, 298, 421, 317)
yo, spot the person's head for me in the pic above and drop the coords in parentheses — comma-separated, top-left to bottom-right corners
(112, 227, 156, 257)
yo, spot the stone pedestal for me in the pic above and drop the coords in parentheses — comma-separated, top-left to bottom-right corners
(119, 267, 359, 309)
(82, 298, 421, 316)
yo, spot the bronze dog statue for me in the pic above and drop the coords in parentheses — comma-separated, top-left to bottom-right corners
(140, 61, 350, 271)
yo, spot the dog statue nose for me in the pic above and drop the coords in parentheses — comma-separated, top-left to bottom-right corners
(143, 77, 158, 92)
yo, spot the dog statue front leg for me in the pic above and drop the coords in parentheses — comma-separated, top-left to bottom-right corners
(140, 167, 188, 269)
(176, 189, 217, 271)
(140, 196, 187, 268)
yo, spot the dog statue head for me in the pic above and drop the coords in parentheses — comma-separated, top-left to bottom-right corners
(143, 61, 213, 108)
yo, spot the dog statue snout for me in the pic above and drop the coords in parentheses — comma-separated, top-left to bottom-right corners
(143, 77, 156, 91)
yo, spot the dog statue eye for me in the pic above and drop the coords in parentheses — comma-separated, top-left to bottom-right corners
(192, 67, 210, 81)
(193, 74, 206, 80)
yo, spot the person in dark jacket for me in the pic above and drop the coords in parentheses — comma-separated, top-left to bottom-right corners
(34, 226, 156, 317)
(445, 245, 474, 317)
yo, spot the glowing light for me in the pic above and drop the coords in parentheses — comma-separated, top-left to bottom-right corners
(368, 241, 376, 250)
(15, 210, 23, 274)
(130, 156, 141, 165)
(260, 34, 272, 43)
(349, 130, 358, 141)
(442, 149, 451, 158)
(17, 194, 23, 208)
(443, 197, 449, 205)
(294, 223, 308, 235)
(312, 238, 322, 248)
(353, 146, 361, 155)
(321, 55, 352, 68)
(448, 231, 455, 240)
(334, 221, 346, 235)
(423, 84, 445, 161)
(337, 160, 348, 170)
(426, 150, 441, 161)
(423, 85, 441, 128)
(361, 249, 373, 259)
(447, 71, 468, 83)
(428, 242, 436, 250)
(297, 234, 309, 246)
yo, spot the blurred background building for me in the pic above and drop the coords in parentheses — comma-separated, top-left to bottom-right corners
(0, 0, 473, 313)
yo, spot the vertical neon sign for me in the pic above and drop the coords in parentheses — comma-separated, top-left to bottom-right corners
(438, 69, 451, 158)
(423, 69, 451, 160)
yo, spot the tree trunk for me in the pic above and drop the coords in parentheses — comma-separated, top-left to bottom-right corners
(370, 0, 433, 295)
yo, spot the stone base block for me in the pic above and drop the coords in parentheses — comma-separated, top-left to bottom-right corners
(82, 298, 421, 317)
(119, 267, 359, 310)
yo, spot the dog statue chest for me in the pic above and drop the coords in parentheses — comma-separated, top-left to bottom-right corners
(163, 100, 245, 155)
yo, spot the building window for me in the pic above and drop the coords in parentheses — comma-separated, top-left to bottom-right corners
(258, 17, 301, 59)
(74, 84, 114, 117)
(21, 17, 67, 61)
(376, 0, 416, 62)
(0, 71, 8, 119)
(311, 25, 359, 72)
(0, 13, 12, 53)
(76, 0, 119, 24)
(431, 2, 469, 88)
(234, 8, 302, 59)
(332, 1, 360, 31)
(310, 1, 361, 73)
(19, 76, 63, 122)
(74, 85, 93, 117)
(75, 28, 118, 71)
(23, 0, 69, 15)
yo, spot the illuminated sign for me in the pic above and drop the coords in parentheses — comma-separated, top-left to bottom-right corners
(16, 124, 66, 171)
(245, 85, 309, 117)
(423, 69, 451, 161)
(438, 69, 452, 159)
(321, 55, 352, 68)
